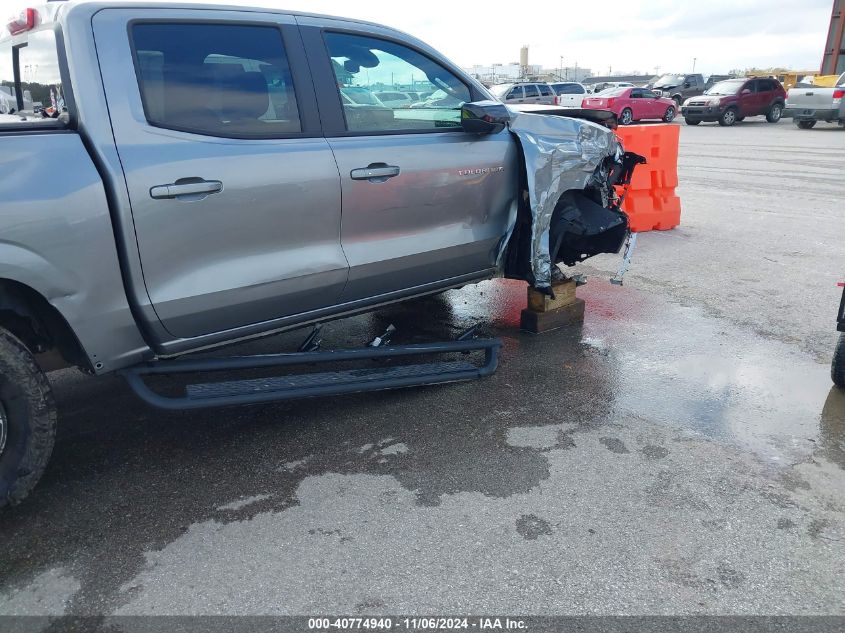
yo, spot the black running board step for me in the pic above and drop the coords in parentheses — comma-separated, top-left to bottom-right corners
(187, 360, 477, 401)
(120, 339, 501, 410)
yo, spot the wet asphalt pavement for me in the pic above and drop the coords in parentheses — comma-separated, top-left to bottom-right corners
(1, 120, 844, 618)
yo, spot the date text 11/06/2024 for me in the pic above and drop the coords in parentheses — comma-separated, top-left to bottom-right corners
(308, 617, 528, 630)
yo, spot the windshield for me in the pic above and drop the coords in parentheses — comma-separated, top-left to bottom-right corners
(654, 74, 684, 87)
(595, 87, 628, 97)
(489, 84, 512, 98)
(705, 80, 745, 95)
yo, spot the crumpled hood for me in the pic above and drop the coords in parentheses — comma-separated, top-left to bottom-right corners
(506, 111, 623, 289)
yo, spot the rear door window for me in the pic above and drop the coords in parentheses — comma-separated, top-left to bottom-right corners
(0, 29, 65, 116)
(130, 23, 301, 138)
(538, 84, 552, 97)
(523, 84, 539, 98)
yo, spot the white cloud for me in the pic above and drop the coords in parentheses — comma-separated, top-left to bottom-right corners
(12, 0, 834, 74)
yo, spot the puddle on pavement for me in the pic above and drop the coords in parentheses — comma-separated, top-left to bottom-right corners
(446, 277, 845, 468)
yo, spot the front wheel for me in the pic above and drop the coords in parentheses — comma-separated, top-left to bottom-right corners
(0, 329, 57, 509)
(684, 118, 701, 126)
(796, 120, 816, 129)
(834, 333, 845, 388)
(619, 108, 633, 125)
(718, 108, 738, 126)
(766, 103, 783, 123)
(663, 106, 676, 123)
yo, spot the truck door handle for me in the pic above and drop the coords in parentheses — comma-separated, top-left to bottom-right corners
(150, 178, 223, 200)
(350, 164, 400, 182)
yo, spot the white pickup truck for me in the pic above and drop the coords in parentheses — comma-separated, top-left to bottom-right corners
(784, 72, 845, 129)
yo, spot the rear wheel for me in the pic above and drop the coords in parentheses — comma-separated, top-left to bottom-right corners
(833, 333, 845, 388)
(0, 329, 56, 509)
(766, 103, 783, 123)
(619, 108, 633, 125)
(796, 120, 816, 129)
(718, 108, 738, 126)
(684, 118, 701, 125)
(663, 106, 676, 122)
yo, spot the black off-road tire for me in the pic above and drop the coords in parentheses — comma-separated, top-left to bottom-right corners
(833, 333, 845, 388)
(684, 118, 701, 125)
(719, 108, 738, 126)
(0, 329, 57, 509)
(796, 120, 816, 129)
(766, 103, 783, 123)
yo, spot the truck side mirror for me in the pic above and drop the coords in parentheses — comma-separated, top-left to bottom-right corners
(683, 82, 690, 88)
(461, 101, 511, 135)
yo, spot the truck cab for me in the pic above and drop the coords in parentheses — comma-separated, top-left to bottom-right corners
(0, 0, 634, 507)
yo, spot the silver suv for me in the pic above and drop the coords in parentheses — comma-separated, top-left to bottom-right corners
(490, 82, 556, 105)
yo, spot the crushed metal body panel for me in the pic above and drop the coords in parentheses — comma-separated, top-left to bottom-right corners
(503, 110, 630, 289)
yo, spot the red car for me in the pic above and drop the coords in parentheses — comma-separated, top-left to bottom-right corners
(582, 87, 677, 125)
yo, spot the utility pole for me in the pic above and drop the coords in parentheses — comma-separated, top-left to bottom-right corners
(560, 55, 563, 80)
(655, 65, 660, 76)
(692, 58, 697, 72)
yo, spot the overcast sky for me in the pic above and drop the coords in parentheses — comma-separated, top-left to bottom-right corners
(18, 0, 835, 74)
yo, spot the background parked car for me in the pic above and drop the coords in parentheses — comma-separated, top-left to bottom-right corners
(340, 86, 386, 106)
(705, 74, 737, 91)
(550, 82, 588, 107)
(589, 81, 635, 94)
(582, 87, 677, 125)
(374, 91, 414, 108)
(409, 88, 464, 109)
(650, 73, 706, 106)
(681, 78, 786, 126)
(490, 82, 556, 105)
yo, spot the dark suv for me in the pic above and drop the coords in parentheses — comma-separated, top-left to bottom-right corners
(681, 78, 786, 126)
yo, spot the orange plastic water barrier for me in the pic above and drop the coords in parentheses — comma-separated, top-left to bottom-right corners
(614, 124, 681, 232)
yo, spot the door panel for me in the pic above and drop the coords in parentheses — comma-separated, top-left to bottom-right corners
(329, 133, 518, 300)
(93, 10, 348, 339)
(628, 90, 645, 119)
(312, 27, 519, 300)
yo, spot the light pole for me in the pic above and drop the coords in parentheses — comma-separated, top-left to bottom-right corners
(560, 55, 563, 80)
(692, 58, 697, 72)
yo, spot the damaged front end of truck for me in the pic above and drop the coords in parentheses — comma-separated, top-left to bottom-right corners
(462, 101, 645, 292)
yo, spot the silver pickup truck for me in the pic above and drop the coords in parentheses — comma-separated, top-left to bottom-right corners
(0, 0, 637, 506)
(785, 72, 845, 128)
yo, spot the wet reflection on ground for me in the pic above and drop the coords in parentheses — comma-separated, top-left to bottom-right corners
(448, 278, 844, 468)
